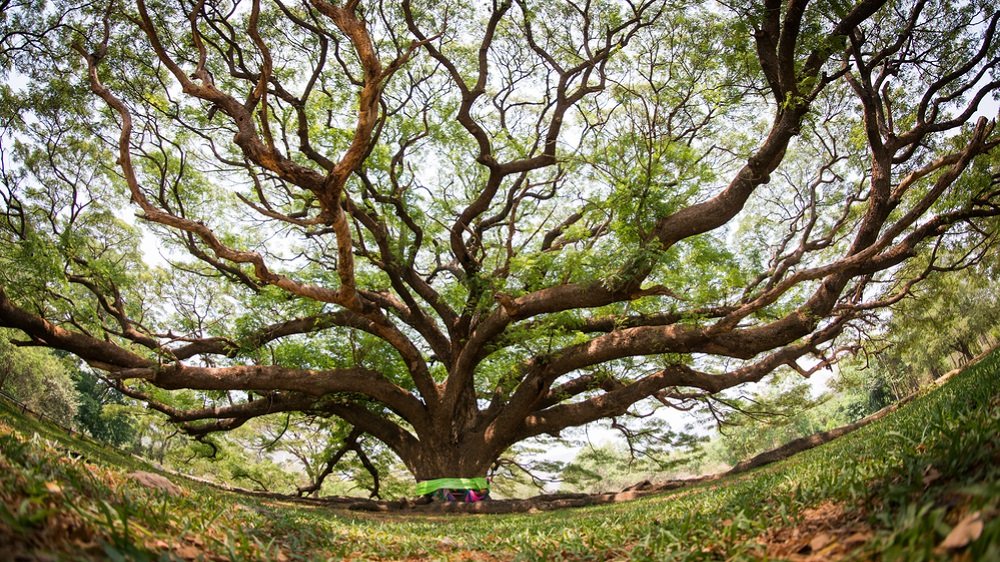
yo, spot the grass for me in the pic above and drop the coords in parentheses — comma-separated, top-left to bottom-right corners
(1, 352, 999, 561)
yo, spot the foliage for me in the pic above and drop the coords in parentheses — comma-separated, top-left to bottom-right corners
(709, 383, 861, 467)
(0, 331, 79, 427)
(227, 414, 411, 498)
(832, 246, 1000, 411)
(176, 435, 300, 494)
(872, 263, 1000, 381)
(557, 439, 704, 494)
(548, 413, 708, 493)
(72, 369, 135, 447)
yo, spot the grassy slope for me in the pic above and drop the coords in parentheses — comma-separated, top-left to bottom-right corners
(1, 353, 998, 561)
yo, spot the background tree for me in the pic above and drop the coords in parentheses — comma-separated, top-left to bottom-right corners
(557, 425, 706, 494)
(833, 242, 1000, 411)
(703, 371, 857, 466)
(73, 368, 137, 446)
(875, 263, 1000, 375)
(0, 330, 79, 426)
(1, 0, 999, 485)
(237, 413, 395, 497)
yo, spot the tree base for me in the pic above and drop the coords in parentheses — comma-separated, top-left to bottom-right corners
(414, 477, 490, 503)
(428, 488, 490, 503)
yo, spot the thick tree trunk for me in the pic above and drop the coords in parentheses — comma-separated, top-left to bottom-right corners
(404, 435, 497, 481)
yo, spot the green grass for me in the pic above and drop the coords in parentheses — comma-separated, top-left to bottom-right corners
(2, 352, 999, 561)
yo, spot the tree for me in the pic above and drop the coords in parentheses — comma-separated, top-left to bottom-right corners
(238, 413, 392, 497)
(876, 258, 1000, 376)
(73, 368, 136, 447)
(1, 0, 999, 485)
(0, 330, 79, 426)
(707, 372, 855, 466)
(825, 208, 1000, 413)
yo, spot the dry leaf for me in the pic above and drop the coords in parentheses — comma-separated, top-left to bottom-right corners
(438, 537, 458, 548)
(939, 512, 984, 550)
(844, 531, 874, 545)
(44, 481, 63, 494)
(809, 532, 833, 552)
(175, 544, 202, 560)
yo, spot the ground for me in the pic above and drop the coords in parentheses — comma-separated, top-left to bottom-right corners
(1, 352, 998, 561)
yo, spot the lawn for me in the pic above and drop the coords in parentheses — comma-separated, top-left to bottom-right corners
(1, 352, 998, 561)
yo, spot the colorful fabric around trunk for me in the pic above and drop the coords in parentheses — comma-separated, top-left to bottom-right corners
(414, 477, 489, 496)
(431, 487, 490, 503)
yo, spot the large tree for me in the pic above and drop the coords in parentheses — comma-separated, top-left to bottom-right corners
(0, 0, 998, 483)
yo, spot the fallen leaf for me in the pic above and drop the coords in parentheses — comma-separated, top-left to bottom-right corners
(175, 544, 202, 560)
(844, 531, 874, 545)
(809, 532, 833, 552)
(939, 512, 984, 550)
(71, 539, 100, 550)
(438, 537, 458, 548)
(44, 481, 62, 494)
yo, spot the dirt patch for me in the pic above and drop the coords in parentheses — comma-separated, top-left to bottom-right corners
(756, 501, 876, 561)
(146, 536, 234, 561)
(0, 473, 105, 561)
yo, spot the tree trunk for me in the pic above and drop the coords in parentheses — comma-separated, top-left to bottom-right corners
(404, 433, 498, 481)
(955, 339, 975, 362)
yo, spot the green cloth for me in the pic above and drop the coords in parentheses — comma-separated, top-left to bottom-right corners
(414, 477, 489, 496)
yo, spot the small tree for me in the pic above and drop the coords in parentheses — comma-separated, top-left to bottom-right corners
(1, 0, 999, 484)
